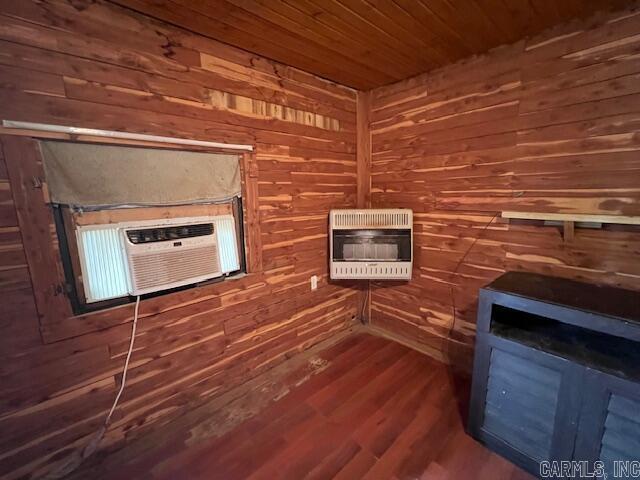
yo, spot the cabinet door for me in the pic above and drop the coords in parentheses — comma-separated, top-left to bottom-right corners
(469, 334, 584, 475)
(574, 370, 640, 479)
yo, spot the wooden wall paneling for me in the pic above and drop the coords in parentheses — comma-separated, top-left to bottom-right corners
(0, 1, 358, 478)
(0, 226, 26, 281)
(369, 5, 640, 370)
(0, 147, 18, 227)
(0, 9, 356, 122)
(1, 135, 73, 330)
(241, 151, 262, 273)
(0, 144, 42, 357)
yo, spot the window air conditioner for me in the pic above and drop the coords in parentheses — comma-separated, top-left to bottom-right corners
(329, 209, 413, 280)
(76, 215, 240, 302)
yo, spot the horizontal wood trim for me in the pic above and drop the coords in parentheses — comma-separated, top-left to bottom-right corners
(1, 120, 255, 150)
(0, 126, 251, 154)
(73, 204, 234, 226)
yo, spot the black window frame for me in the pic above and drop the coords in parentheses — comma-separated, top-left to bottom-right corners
(53, 196, 247, 315)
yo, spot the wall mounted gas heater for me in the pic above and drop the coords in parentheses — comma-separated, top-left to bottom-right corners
(330, 209, 413, 280)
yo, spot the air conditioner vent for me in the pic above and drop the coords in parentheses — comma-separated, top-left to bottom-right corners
(77, 215, 239, 300)
(126, 223, 214, 244)
(130, 245, 219, 290)
(122, 217, 225, 295)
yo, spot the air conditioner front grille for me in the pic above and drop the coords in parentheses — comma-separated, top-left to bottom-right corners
(130, 245, 220, 290)
(126, 223, 214, 244)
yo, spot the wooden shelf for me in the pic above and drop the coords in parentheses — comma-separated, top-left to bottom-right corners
(501, 211, 640, 225)
(501, 211, 640, 242)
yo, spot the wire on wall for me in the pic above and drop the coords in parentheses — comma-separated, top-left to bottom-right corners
(44, 295, 142, 479)
(360, 284, 370, 324)
(448, 213, 499, 337)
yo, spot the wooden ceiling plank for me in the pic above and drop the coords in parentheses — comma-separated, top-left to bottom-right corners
(106, 0, 638, 89)
(550, 0, 585, 21)
(444, 0, 509, 46)
(391, 0, 473, 58)
(304, 0, 440, 75)
(333, 0, 449, 68)
(218, 0, 404, 83)
(414, 0, 506, 54)
(284, 0, 427, 77)
(172, 0, 389, 87)
(495, 0, 541, 37)
(529, 0, 561, 29)
(117, 0, 384, 88)
(225, 0, 412, 81)
(470, 0, 525, 44)
(220, 0, 400, 85)
(414, 0, 487, 55)
(361, 0, 459, 65)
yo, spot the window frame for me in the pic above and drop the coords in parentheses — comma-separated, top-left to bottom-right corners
(1, 133, 262, 343)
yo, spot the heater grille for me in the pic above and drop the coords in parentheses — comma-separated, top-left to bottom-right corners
(343, 243, 399, 261)
(331, 209, 411, 229)
(331, 263, 411, 279)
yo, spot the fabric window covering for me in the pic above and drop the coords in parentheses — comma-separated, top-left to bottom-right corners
(40, 141, 241, 208)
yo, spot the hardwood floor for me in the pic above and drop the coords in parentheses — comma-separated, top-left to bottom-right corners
(74, 332, 533, 479)
(156, 333, 532, 479)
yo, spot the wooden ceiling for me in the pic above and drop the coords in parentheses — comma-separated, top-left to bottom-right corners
(114, 0, 635, 89)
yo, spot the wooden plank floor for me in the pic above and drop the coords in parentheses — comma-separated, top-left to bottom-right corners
(98, 332, 531, 480)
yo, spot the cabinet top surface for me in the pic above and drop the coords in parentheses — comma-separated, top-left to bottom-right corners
(485, 272, 640, 323)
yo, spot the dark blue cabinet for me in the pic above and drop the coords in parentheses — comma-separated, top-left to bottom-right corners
(468, 272, 640, 478)
(574, 371, 640, 479)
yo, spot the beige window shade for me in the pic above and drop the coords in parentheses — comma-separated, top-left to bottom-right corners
(40, 141, 241, 207)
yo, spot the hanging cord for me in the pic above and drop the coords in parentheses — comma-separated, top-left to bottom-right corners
(360, 285, 370, 324)
(448, 214, 498, 337)
(44, 295, 141, 479)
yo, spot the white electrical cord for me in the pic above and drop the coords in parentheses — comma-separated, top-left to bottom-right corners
(44, 295, 141, 479)
(104, 295, 140, 425)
